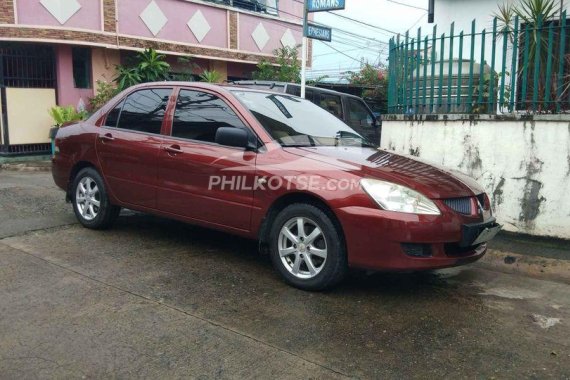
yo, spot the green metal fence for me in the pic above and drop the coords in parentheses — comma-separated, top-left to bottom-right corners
(388, 11, 570, 115)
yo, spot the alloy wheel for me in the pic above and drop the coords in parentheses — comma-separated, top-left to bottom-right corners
(75, 176, 101, 221)
(278, 217, 328, 279)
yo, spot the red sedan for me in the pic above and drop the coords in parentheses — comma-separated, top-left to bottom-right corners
(52, 82, 500, 290)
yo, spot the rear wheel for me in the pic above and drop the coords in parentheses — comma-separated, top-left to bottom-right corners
(269, 203, 347, 291)
(71, 167, 120, 229)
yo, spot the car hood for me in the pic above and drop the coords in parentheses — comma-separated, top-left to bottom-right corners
(286, 146, 484, 199)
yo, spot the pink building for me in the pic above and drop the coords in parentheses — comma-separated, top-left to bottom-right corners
(0, 0, 308, 156)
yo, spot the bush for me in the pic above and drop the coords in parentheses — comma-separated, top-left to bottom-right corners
(48, 105, 87, 127)
(90, 80, 120, 111)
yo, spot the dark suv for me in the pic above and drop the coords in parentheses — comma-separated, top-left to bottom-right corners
(233, 81, 382, 145)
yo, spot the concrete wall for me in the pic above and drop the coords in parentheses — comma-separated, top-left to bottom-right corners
(381, 116, 570, 239)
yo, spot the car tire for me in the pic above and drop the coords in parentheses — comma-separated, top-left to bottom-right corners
(71, 167, 121, 230)
(269, 203, 347, 291)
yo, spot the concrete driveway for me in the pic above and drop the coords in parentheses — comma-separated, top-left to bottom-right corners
(0, 171, 569, 379)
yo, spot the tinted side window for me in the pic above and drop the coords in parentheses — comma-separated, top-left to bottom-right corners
(319, 94, 343, 119)
(116, 88, 171, 134)
(105, 100, 124, 128)
(172, 90, 246, 143)
(346, 98, 374, 128)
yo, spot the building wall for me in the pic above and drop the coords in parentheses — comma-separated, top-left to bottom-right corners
(91, 48, 122, 85)
(2, 0, 305, 63)
(55, 45, 94, 109)
(381, 116, 570, 239)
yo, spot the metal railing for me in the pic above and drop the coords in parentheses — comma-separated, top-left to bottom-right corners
(388, 11, 570, 115)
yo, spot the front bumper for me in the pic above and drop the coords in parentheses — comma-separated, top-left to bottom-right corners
(336, 206, 497, 271)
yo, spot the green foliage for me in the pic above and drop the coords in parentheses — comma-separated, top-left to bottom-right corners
(114, 48, 170, 90)
(115, 66, 142, 91)
(471, 71, 511, 114)
(48, 105, 87, 127)
(253, 45, 301, 83)
(199, 70, 223, 83)
(346, 63, 388, 113)
(170, 56, 200, 81)
(494, 0, 560, 110)
(137, 48, 171, 82)
(306, 75, 329, 86)
(90, 80, 120, 111)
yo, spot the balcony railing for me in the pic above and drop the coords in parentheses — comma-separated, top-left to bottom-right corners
(204, 0, 279, 16)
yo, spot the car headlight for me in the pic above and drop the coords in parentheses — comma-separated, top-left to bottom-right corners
(360, 178, 440, 215)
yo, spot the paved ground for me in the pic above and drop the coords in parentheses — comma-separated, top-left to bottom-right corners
(0, 171, 569, 379)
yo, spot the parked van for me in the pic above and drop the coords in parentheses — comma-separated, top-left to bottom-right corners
(233, 81, 382, 145)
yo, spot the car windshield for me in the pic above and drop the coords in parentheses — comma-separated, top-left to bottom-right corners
(231, 90, 376, 148)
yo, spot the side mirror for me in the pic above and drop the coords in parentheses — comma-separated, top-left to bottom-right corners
(375, 115, 383, 128)
(215, 127, 255, 150)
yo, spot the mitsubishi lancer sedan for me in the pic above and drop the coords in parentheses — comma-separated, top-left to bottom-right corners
(52, 82, 501, 291)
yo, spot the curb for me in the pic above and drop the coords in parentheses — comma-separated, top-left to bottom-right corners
(476, 249, 570, 285)
(0, 162, 52, 172)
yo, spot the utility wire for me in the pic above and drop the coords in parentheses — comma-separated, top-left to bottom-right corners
(386, 0, 427, 11)
(325, 11, 399, 35)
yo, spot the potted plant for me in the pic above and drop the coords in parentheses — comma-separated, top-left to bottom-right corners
(48, 105, 87, 155)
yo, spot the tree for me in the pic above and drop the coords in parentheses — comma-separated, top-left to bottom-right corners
(346, 63, 388, 113)
(199, 70, 223, 83)
(253, 45, 301, 83)
(114, 48, 170, 90)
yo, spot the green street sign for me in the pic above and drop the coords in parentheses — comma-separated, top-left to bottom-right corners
(307, 0, 346, 12)
(305, 24, 332, 42)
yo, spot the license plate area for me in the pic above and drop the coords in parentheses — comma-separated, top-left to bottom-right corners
(460, 218, 502, 247)
(472, 224, 502, 245)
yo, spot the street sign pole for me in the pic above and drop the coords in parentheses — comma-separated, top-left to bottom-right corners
(301, 1, 308, 98)
(301, 1, 346, 98)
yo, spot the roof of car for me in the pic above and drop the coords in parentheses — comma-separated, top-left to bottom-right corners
(129, 81, 300, 96)
(230, 80, 364, 100)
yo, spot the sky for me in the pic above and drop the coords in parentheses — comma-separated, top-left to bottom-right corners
(308, 0, 429, 81)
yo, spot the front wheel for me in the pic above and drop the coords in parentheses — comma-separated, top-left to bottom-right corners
(71, 167, 120, 230)
(269, 203, 347, 291)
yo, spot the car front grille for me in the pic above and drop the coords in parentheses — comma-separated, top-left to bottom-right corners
(443, 197, 472, 215)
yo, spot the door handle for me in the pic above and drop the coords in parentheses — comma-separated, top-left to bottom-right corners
(164, 145, 183, 155)
(99, 133, 115, 142)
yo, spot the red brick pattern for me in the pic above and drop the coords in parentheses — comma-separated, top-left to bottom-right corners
(0, 0, 15, 24)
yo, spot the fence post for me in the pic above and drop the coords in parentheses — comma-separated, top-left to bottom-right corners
(403, 31, 409, 114)
(556, 11, 566, 113)
(499, 23, 508, 110)
(509, 16, 519, 112)
(447, 22, 454, 113)
(521, 24, 530, 110)
(438, 33, 445, 112)
(477, 29, 486, 110)
(532, 15, 543, 112)
(388, 38, 394, 113)
(416, 28, 422, 113)
(544, 21, 555, 110)
(409, 37, 415, 114)
(489, 17, 497, 113)
(430, 25, 437, 114)
(423, 36, 428, 113)
(457, 31, 464, 107)
(468, 19, 476, 113)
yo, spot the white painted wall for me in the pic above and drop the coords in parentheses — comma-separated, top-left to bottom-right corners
(381, 117, 570, 239)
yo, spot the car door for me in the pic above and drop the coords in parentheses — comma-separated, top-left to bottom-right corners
(96, 87, 173, 209)
(157, 88, 257, 231)
(343, 97, 380, 145)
